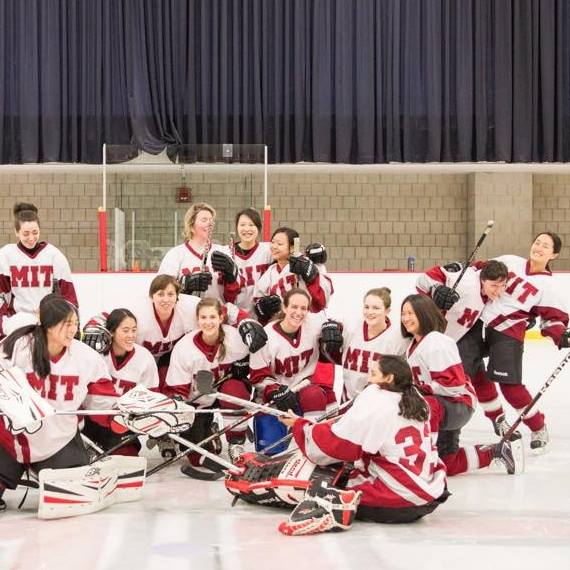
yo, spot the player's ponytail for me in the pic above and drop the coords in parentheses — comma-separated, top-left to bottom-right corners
(376, 355, 429, 422)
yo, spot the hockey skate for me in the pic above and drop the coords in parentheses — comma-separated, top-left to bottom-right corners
(492, 439, 525, 475)
(181, 455, 225, 481)
(492, 413, 521, 441)
(278, 481, 362, 536)
(530, 425, 549, 452)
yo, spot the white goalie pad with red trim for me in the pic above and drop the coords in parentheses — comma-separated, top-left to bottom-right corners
(38, 455, 146, 519)
(0, 365, 55, 434)
(225, 450, 347, 508)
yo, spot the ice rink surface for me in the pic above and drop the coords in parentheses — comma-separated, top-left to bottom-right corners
(1, 340, 569, 570)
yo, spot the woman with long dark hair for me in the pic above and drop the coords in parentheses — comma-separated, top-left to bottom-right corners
(0, 294, 117, 514)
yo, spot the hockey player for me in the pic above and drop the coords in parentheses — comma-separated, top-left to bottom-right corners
(470, 233, 569, 450)
(0, 203, 78, 338)
(0, 294, 118, 513)
(337, 287, 410, 401)
(401, 294, 523, 476)
(231, 208, 272, 312)
(164, 297, 252, 479)
(249, 288, 338, 420)
(253, 228, 333, 322)
(158, 202, 240, 303)
(82, 308, 159, 456)
(274, 355, 448, 534)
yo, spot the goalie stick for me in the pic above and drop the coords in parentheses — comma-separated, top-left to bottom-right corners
(500, 349, 570, 444)
(147, 377, 310, 476)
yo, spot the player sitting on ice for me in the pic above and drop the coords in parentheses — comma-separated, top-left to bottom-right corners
(226, 355, 449, 535)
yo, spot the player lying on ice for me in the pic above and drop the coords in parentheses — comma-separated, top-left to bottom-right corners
(226, 355, 450, 536)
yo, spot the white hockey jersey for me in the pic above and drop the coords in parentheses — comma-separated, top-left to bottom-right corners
(131, 294, 199, 361)
(249, 313, 326, 390)
(0, 337, 117, 463)
(253, 262, 334, 314)
(292, 384, 446, 508)
(157, 241, 240, 303)
(165, 325, 249, 404)
(104, 344, 160, 396)
(0, 242, 78, 316)
(406, 331, 476, 409)
(416, 265, 489, 342)
(478, 256, 569, 343)
(341, 318, 411, 400)
(233, 241, 272, 312)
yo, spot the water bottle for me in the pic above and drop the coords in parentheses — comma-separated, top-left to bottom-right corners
(407, 256, 416, 272)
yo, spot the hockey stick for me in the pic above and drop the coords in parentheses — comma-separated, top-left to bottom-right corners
(500, 349, 570, 444)
(259, 399, 353, 454)
(147, 378, 310, 476)
(449, 220, 495, 294)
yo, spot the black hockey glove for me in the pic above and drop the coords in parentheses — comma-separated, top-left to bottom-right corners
(320, 320, 343, 354)
(211, 251, 239, 284)
(238, 319, 268, 353)
(180, 271, 213, 295)
(271, 385, 299, 413)
(231, 357, 250, 380)
(289, 255, 318, 284)
(559, 329, 570, 349)
(254, 295, 282, 321)
(305, 242, 327, 265)
(443, 261, 463, 273)
(432, 285, 460, 311)
(82, 320, 112, 354)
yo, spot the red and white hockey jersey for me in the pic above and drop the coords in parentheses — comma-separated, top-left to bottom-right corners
(417, 265, 488, 342)
(478, 256, 569, 343)
(0, 337, 117, 463)
(0, 242, 78, 315)
(341, 318, 411, 400)
(165, 324, 249, 403)
(158, 242, 240, 303)
(249, 313, 325, 390)
(104, 344, 160, 396)
(253, 262, 334, 314)
(129, 294, 199, 361)
(232, 242, 272, 312)
(406, 331, 476, 409)
(292, 384, 447, 509)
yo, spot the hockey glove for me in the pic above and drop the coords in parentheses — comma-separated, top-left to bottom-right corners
(526, 316, 537, 331)
(288, 255, 318, 284)
(82, 318, 112, 354)
(231, 357, 251, 380)
(270, 385, 300, 413)
(432, 285, 460, 311)
(180, 271, 213, 295)
(254, 295, 282, 321)
(238, 319, 268, 353)
(320, 320, 343, 354)
(559, 329, 570, 349)
(443, 261, 463, 273)
(211, 250, 239, 284)
(305, 242, 327, 265)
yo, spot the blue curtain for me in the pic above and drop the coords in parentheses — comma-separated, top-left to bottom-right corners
(0, 0, 569, 163)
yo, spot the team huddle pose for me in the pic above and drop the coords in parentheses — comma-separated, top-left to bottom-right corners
(0, 201, 568, 536)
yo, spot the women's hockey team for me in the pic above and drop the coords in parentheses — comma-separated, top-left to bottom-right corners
(0, 201, 568, 535)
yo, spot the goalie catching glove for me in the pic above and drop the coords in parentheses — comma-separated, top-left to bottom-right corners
(180, 271, 213, 294)
(432, 285, 460, 311)
(238, 319, 268, 353)
(82, 314, 112, 354)
(288, 255, 318, 284)
(211, 251, 239, 283)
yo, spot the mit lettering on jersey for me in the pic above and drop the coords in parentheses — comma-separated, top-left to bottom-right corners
(239, 264, 270, 288)
(26, 372, 79, 401)
(274, 349, 314, 377)
(143, 339, 180, 358)
(343, 347, 382, 374)
(10, 265, 54, 288)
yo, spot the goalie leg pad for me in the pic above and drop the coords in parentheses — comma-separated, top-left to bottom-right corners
(38, 456, 146, 519)
(278, 482, 362, 536)
(225, 450, 346, 508)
